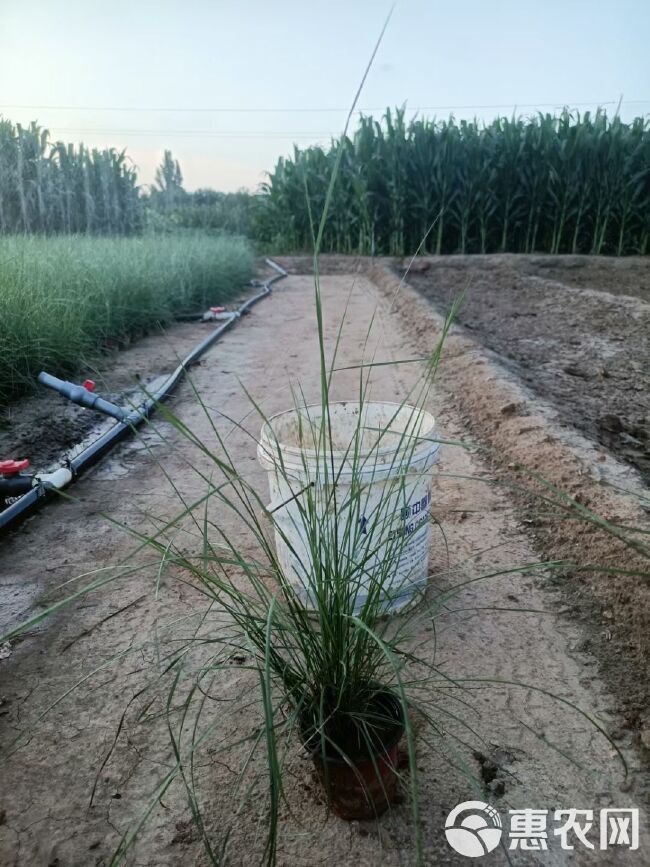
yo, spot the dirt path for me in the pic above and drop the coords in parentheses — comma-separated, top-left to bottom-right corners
(1, 272, 649, 866)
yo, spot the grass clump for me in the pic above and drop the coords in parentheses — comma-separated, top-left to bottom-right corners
(0, 232, 254, 405)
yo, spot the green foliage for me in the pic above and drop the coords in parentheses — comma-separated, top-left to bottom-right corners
(0, 118, 142, 235)
(169, 188, 268, 237)
(259, 108, 650, 255)
(151, 149, 186, 213)
(0, 233, 253, 404)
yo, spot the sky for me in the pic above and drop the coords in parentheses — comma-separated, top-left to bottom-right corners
(1, 1, 649, 193)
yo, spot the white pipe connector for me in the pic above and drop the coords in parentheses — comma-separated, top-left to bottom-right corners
(35, 467, 73, 490)
(201, 310, 240, 322)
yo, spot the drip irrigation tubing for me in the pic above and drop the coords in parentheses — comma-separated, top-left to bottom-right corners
(0, 258, 288, 533)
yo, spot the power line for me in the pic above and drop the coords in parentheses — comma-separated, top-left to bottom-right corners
(53, 127, 340, 140)
(1, 100, 649, 114)
(7, 100, 648, 143)
(10, 99, 649, 142)
(53, 128, 336, 138)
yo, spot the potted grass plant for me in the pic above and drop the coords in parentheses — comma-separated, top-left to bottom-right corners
(121, 331, 458, 853)
(245, 394, 443, 821)
(140, 311, 456, 828)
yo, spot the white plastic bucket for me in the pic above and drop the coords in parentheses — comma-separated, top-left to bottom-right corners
(257, 401, 439, 613)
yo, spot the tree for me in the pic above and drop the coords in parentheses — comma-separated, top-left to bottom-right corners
(154, 150, 185, 212)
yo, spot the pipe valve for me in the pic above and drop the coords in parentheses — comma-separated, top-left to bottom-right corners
(37, 372, 126, 421)
(0, 459, 30, 476)
(0, 459, 33, 500)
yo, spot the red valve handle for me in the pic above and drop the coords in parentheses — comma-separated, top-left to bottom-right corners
(83, 379, 96, 392)
(0, 459, 30, 476)
(210, 306, 226, 314)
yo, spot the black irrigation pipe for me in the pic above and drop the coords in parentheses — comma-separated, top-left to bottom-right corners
(0, 258, 288, 533)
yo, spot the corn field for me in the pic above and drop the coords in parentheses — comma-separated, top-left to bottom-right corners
(260, 109, 650, 256)
(0, 119, 142, 234)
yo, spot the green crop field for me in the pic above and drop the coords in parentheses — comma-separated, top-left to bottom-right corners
(0, 118, 142, 235)
(0, 233, 253, 405)
(260, 109, 650, 256)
